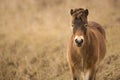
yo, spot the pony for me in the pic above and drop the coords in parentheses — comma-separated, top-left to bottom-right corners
(67, 8, 106, 80)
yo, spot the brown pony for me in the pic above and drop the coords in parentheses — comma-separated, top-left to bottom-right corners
(67, 8, 106, 80)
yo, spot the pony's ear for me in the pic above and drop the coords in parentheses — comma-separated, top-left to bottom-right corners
(70, 9, 74, 15)
(85, 9, 89, 16)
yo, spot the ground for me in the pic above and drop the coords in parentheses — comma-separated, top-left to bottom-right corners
(0, 0, 120, 80)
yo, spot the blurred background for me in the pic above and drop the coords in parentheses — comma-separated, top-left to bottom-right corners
(0, 0, 120, 80)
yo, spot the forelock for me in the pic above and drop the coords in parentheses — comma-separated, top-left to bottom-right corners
(72, 8, 84, 16)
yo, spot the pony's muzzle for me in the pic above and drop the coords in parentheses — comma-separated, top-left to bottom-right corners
(74, 36, 84, 47)
(75, 38, 83, 47)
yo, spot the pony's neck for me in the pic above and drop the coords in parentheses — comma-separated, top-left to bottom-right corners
(85, 27, 94, 46)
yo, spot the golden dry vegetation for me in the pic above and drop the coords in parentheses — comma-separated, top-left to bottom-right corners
(0, 0, 120, 80)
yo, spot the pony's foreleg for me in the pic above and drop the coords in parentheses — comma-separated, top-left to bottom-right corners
(69, 65, 79, 80)
(89, 66, 97, 80)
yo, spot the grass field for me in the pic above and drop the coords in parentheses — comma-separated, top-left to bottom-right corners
(0, 0, 120, 80)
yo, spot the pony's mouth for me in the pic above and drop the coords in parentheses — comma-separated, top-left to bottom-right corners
(77, 41, 83, 47)
(77, 43, 83, 47)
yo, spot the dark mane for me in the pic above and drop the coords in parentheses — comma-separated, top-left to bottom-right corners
(88, 21, 106, 38)
(71, 8, 84, 15)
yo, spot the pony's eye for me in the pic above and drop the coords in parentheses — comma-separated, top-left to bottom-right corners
(72, 24, 74, 27)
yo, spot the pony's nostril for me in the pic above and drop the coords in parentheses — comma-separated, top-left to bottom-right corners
(75, 39, 79, 44)
(80, 39, 83, 44)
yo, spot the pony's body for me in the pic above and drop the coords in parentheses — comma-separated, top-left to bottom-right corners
(67, 8, 106, 80)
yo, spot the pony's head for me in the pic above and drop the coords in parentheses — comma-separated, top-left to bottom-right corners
(70, 8, 89, 47)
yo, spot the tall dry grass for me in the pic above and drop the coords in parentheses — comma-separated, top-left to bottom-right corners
(0, 0, 120, 80)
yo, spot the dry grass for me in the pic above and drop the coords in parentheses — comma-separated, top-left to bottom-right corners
(0, 0, 120, 80)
